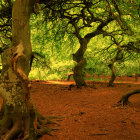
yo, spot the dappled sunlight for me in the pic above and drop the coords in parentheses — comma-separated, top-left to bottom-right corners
(47, 80, 75, 85)
(31, 75, 140, 86)
(31, 79, 75, 85)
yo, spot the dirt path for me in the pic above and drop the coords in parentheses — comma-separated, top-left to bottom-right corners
(30, 79, 140, 140)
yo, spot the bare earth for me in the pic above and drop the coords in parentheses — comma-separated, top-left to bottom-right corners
(0, 77, 140, 140)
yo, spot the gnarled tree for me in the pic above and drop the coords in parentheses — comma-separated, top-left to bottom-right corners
(0, 0, 55, 139)
(41, 0, 115, 88)
(118, 41, 140, 105)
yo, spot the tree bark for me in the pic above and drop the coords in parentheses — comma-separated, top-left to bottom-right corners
(73, 38, 87, 88)
(67, 71, 74, 81)
(107, 63, 116, 87)
(0, 1, 53, 139)
(107, 47, 123, 87)
(0, 0, 35, 139)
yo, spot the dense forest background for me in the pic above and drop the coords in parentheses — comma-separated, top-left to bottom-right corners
(0, 0, 140, 82)
(29, 13, 140, 81)
(30, 16, 139, 81)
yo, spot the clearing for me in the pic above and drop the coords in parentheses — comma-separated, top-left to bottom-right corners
(0, 77, 140, 140)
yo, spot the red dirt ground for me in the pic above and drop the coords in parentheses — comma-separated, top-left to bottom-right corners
(0, 77, 140, 140)
(31, 77, 140, 140)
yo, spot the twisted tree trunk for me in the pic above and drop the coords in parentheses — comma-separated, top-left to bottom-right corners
(108, 63, 116, 87)
(0, 1, 53, 139)
(107, 47, 123, 87)
(73, 38, 87, 88)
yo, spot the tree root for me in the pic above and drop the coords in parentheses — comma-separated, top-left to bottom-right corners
(37, 126, 59, 137)
(107, 83, 114, 87)
(68, 84, 75, 90)
(0, 103, 62, 139)
(1, 119, 22, 140)
(117, 89, 140, 106)
(0, 114, 60, 140)
(0, 127, 8, 135)
(35, 113, 62, 138)
(117, 99, 130, 106)
(68, 83, 88, 90)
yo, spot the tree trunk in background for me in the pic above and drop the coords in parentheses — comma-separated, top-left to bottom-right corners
(108, 63, 116, 87)
(0, 0, 36, 139)
(73, 38, 87, 88)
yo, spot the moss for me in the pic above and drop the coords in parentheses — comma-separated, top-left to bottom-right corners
(0, 84, 15, 106)
(0, 83, 28, 113)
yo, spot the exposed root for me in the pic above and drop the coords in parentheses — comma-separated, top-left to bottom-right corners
(117, 99, 130, 106)
(37, 118, 57, 128)
(107, 83, 114, 87)
(114, 100, 131, 107)
(0, 127, 8, 136)
(37, 126, 59, 137)
(0, 114, 60, 139)
(0, 102, 61, 139)
(35, 113, 62, 138)
(23, 116, 30, 140)
(1, 119, 22, 140)
(117, 89, 140, 106)
(0, 98, 61, 139)
(37, 116, 61, 127)
(68, 84, 75, 90)
(37, 115, 60, 137)
(68, 83, 88, 90)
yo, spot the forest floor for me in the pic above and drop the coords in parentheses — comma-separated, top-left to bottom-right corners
(30, 76, 140, 140)
(0, 76, 139, 140)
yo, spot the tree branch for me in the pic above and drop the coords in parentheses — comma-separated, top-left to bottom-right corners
(105, 0, 125, 29)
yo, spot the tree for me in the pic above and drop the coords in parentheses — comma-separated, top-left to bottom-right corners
(40, 0, 140, 88)
(97, 0, 140, 86)
(42, 0, 115, 88)
(117, 40, 140, 105)
(106, 37, 124, 87)
(0, 0, 54, 139)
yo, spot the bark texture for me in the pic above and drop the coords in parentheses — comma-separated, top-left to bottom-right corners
(67, 71, 74, 81)
(107, 46, 123, 87)
(73, 38, 87, 88)
(0, 0, 35, 139)
(0, 0, 54, 139)
(108, 63, 116, 87)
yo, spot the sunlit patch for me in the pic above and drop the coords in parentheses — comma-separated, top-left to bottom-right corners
(47, 80, 75, 85)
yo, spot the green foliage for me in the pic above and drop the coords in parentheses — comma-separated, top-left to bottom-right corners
(28, 7, 140, 81)
(0, 0, 139, 81)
